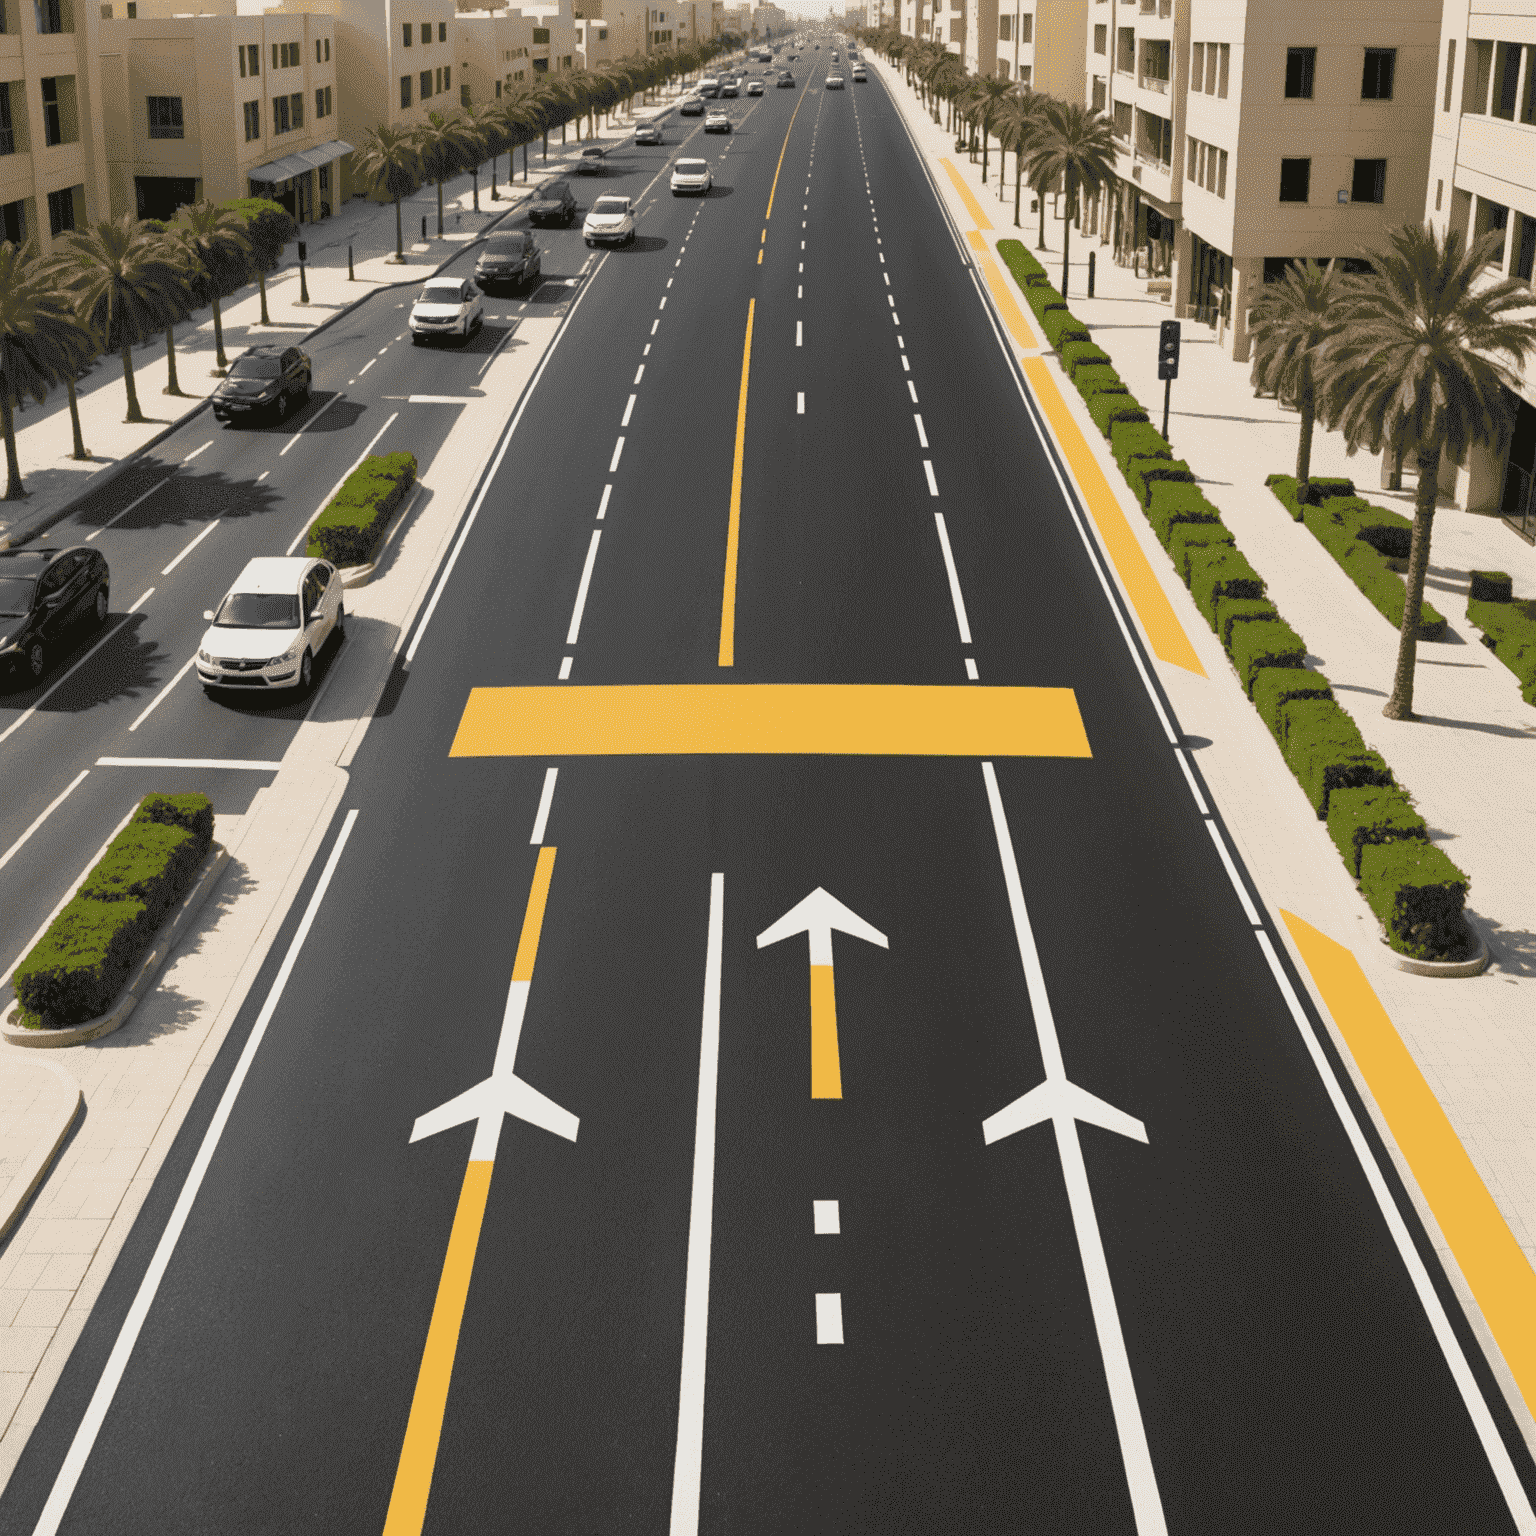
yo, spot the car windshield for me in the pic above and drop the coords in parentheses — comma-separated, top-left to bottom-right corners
(229, 356, 282, 378)
(420, 282, 462, 303)
(676, 161, 706, 172)
(593, 198, 629, 214)
(0, 574, 36, 617)
(484, 236, 525, 254)
(214, 592, 300, 630)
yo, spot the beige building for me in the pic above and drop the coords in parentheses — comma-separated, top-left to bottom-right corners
(1425, 0, 1536, 533)
(0, 0, 110, 254)
(1091, 0, 1442, 363)
(964, 0, 1083, 91)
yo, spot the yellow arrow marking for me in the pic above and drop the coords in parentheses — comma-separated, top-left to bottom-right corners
(810, 963, 841, 1098)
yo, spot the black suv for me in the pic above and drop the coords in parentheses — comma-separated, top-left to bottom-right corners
(527, 179, 578, 227)
(475, 229, 541, 290)
(212, 345, 312, 425)
(0, 545, 110, 685)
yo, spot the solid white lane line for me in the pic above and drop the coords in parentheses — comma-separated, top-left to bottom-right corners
(634, 364, 645, 385)
(1175, 749, 1210, 815)
(668, 872, 724, 1536)
(0, 770, 89, 875)
(95, 756, 282, 770)
(529, 767, 558, 844)
(796, 321, 803, 346)
(128, 588, 154, 614)
(933, 513, 973, 645)
(597, 483, 613, 520)
(1204, 820, 1261, 926)
(923, 460, 939, 497)
(907, 381, 918, 403)
(160, 519, 220, 576)
(609, 437, 625, 472)
(559, 655, 573, 680)
(182, 439, 213, 464)
(85, 474, 174, 541)
(815, 1293, 844, 1345)
(566, 530, 602, 645)
(126, 654, 196, 733)
(29, 811, 360, 1536)
(359, 358, 377, 376)
(813, 1200, 840, 1235)
(797, 392, 805, 415)
(913, 414, 928, 448)
(287, 411, 400, 556)
(622, 394, 637, 428)
(965, 658, 979, 680)
(278, 391, 344, 456)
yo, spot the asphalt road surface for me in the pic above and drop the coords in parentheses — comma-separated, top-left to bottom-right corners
(4, 41, 1535, 1536)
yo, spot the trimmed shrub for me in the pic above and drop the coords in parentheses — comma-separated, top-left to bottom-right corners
(1326, 785, 1428, 879)
(13, 793, 216, 1029)
(1089, 390, 1149, 437)
(1359, 839, 1471, 959)
(1111, 420, 1173, 470)
(1072, 364, 1124, 400)
(1061, 339, 1111, 375)
(1265, 473, 1356, 521)
(1230, 617, 1307, 695)
(1467, 592, 1536, 705)
(1251, 666, 1333, 741)
(1213, 596, 1280, 650)
(1279, 697, 1393, 818)
(1040, 304, 1090, 349)
(1128, 457, 1196, 507)
(996, 238, 1047, 289)
(1469, 570, 1513, 603)
(1145, 480, 1222, 547)
(306, 451, 418, 569)
(1189, 546, 1266, 628)
(1168, 522, 1235, 585)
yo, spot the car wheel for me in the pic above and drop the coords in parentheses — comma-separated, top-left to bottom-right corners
(585, 238, 594, 248)
(27, 641, 44, 681)
(297, 649, 313, 694)
(93, 588, 109, 627)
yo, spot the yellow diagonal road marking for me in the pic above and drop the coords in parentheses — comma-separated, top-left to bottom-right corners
(940, 158, 993, 231)
(1022, 358, 1205, 676)
(449, 685, 1092, 758)
(967, 230, 1037, 349)
(1283, 911, 1536, 1421)
(765, 84, 809, 221)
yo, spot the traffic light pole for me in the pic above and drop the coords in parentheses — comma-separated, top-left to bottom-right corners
(1156, 319, 1180, 450)
(1161, 376, 1171, 445)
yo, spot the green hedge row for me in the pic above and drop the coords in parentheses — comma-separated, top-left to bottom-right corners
(14, 795, 215, 1029)
(994, 246, 1473, 961)
(1465, 571, 1536, 706)
(1265, 475, 1447, 641)
(306, 451, 419, 569)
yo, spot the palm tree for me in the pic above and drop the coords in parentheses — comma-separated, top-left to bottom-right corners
(172, 199, 252, 373)
(350, 124, 421, 262)
(995, 91, 1047, 228)
(1246, 260, 1346, 506)
(0, 242, 98, 496)
(53, 214, 189, 424)
(138, 220, 198, 395)
(1023, 98, 1117, 298)
(964, 75, 1016, 184)
(457, 104, 499, 212)
(413, 110, 477, 237)
(222, 196, 299, 326)
(1321, 224, 1536, 719)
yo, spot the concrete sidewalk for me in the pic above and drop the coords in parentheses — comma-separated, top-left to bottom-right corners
(867, 51, 1536, 1453)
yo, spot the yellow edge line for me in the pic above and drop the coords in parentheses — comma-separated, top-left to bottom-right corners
(1021, 358, 1205, 676)
(976, 250, 1037, 349)
(1282, 911, 1536, 1419)
(718, 298, 755, 668)
(940, 158, 993, 231)
(511, 845, 557, 982)
(382, 1161, 494, 1536)
(764, 84, 808, 221)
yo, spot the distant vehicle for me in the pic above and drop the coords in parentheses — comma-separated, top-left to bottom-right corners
(527, 178, 577, 226)
(719, 79, 739, 97)
(679, 95, 705, 115)
(671, 157, 712, 195)
(747, 79, 764, 95)
(777, 72, 795, 87)
(409, 276, 484, 344)
(0, 545, 110, 686)
(852, 67, 867, 82)
(475, 229, 540, 291)
(198, 557, 342, 697)
(635, 121, 664, 144)
(583, 194, 635, 247)
(576, 144, 607, 173)
(211, 344, 312, 425)
(704, 110, 733, 133)
(825, 74, 845, 89)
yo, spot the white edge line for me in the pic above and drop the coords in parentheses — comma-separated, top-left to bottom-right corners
(126, 654, 197, 733)
(1203, 818, 1261, 926)
(84, 474, 174, 542)
(932, 513, 973, 645)
(278, 390, 344, 456)
(529, 767, 558, 845)
(0, 769, 89, 875)
(668, 871, 724, 1536)
(287, 412, 400, 557)
(29, 809, 361, 1536)
(0, 618, 128, 749)
(565, 529, 603, 646)
(160, 518, 220, 577)
(1174, 747, 1210, 815)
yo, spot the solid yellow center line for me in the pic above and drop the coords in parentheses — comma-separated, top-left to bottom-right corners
(718, 299, 755, 667)
(810, 964, 842, 1098)
(764, 85, 808, 221)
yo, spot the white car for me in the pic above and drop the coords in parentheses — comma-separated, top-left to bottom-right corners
(747, 79, 764, 95)
(852, 67, 867, 81)
(583, 194, 636, 247)
(825, 74, 845, 89)
(197, 557, 343, 696)
(671, 157, 713, 196)
(409, 276, 483, 344)
(704, 110, 733, 133)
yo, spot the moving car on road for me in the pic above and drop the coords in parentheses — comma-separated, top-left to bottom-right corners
(198, 557, 342, 697)
(852, 66, 867, 81)
(474, 229, 540, 291)
(211, 345, 311, 426)
(747, 79, 764, 95)
(679, 96, 705, 115)
(409, 276, 484, 344)
(0, 546, 109, 686)
(825, 74, 845, 89)
(704, 110, 733, 133)
(635, 121, 664, 144)
(698, 76, 720, 97)
(719, 78, 739, 97)
(576, 144, 607, 173)
(777, 71, 796, 86)
(527, 178, 578, 226)
(670, 158, 712, 195)
(583, 195, 636, 247)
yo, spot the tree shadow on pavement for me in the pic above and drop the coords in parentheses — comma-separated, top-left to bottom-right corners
(617, 235, 669, 254)
(246, 392, 365, 438)
(1472, 912, 1536, 977)
(6, 613, 163, 714)
(72, 466, 282, 537)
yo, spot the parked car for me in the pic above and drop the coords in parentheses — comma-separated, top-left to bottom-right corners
(583, 195, 636, 247)
(211, 345, 311, 425)
(0, 545, 110, 685)
(635, 122, 664, 144)
(409, 276, 484, 344)
(670, 157, 713, 195)
(747, 79, 764, 95)
(679, 96, 705, 115)
(577, 144, 607, 173)
(825, 74, 845, 89)
(475, 229, 540, 291)
(198, 557, 342, 696)
(527, 179, 577, 226)
(704, 110, 733, 133)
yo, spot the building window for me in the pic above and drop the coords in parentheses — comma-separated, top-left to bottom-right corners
(273, 94, 289, 133)
(1351, 158, 1386, 204)
(1435, 178, 1443, 212)
(41, 77, 62, 145)
(1279, 157, 1310, 202)
(1442, 38, 1455, 112)
(1285, 47, 1315, 100)
(35, 0, 64, 34)
(401, 75, 412, 107)
(1115, 27, 1133, 73)
(532, 27, 549, 43)
(1093, 22, 1105, 53)
(0, 199, 25, 244)
(325, 37, 330, 62)
(1192, 40, 1202, 85)
(1515, 213, 1535, 282)
(315, 84, 331, 119)
(403, 22, 412, 45)
(420, 68, 431, 98)
(243, 99, 260, 140)
(289, 90, 302, 128)
(247, 43, 260, 76)
(1217, 42, 1229, 97)
(1463, 39, 1493, 114)
(0, 84, 13, 156)
(1136, 107, 1173, 167)
(1112, 99, 1131, 139)
(239, 46, 246, 77)
(146, 95, 183, 138)
(999, 13, 1010, 41)
(1091, 75, 1106, 111)
(46, 185, 75, 237)
(532, 56, 548, 72)
(1492, 42, 1522, 121)
(1361, 48, 1395, 100)
(1524, 48, 1536, 125)
(949, 19, 962, 42)
(438, 20, 446, 41)
(443, 64, 451, 90)
(1019, 13, 1030, 42)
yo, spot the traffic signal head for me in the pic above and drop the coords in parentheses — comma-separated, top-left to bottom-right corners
(1157, 319, 1181, 381)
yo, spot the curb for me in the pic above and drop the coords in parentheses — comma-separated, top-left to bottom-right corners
(0, 1058, 81, 1244)
(1, 841, 231, 1047)
(1387, 915, 1492, 979)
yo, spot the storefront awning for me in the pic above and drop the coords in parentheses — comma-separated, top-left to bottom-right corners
(247, 139, 355, 185)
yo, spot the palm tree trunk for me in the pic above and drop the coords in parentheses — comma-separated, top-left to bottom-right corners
(436, 179, 445, 236)
(257, 270, 271, 324)
(164, 326, 185, 396)
(1060, 168, 1074, 297)
(0, 387, 22, 500)
(65, 376, 89, 459)
(524, 143, 529, 181)
(1294, 371, 1315, 501)
(210, 295, 228, 372)
(981, 123, 989, 183)
(1014, 154, 1022, 227)
(1037, 185, 1046, 250)
(472, 165, 480, 212)
(1383, 443, 1439, 720)
(120, 338, 145, 423)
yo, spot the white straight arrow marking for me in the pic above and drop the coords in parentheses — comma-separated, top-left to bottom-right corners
(756, 886, 887, 965)
(979, 761, 1166, 1536)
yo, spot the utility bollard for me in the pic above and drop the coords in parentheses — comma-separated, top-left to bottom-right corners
(297, 241, 309, 304)
(347, 243, 354, 281)
(1088, 249, 1096, 298)
(421, 215, 427, 242)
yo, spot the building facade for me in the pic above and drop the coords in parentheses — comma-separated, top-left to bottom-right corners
(966, 0, 1083, 90)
